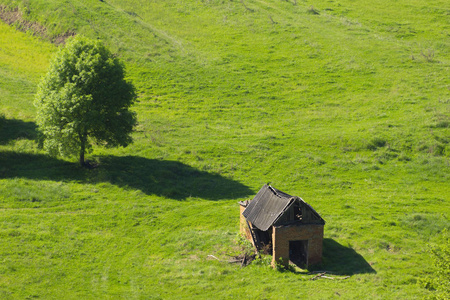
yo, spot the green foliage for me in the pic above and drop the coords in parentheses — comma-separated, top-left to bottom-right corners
(430, 231, 450, 298)
(235, 233, 254, 253)
(275, 258, 296, 273)
(422, 230, 450, 299)
(34, 36, 137, 165)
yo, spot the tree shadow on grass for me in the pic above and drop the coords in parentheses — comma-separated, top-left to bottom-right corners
(0, 151, 253, 200)
(309, 238, 376, 275)
(0, 151, 85, 181)
(0, 118, 38, 145)
(97, 155, 253, 200)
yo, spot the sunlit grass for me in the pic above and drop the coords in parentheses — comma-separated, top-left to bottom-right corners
(0, 21, 55, 119)
(0, 0, 449, 298)
(0, 21, 54, 80)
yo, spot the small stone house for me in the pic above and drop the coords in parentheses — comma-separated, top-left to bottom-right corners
(239, 185, 325, 268)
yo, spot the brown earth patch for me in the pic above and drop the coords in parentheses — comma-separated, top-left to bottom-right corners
(0, 6, 75, 44)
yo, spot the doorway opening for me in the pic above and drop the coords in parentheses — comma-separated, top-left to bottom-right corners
(289, 240, 308, 268)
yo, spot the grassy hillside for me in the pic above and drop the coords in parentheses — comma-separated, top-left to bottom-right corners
(1, 0, 449, 298)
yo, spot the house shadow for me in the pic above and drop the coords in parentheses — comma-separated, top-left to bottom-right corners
(308, 238, 376, 275)
(0, 118, 38, 145)
(0, 151, 253, 200)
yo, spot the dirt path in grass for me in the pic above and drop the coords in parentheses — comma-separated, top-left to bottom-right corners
(0, 5, 74, 44)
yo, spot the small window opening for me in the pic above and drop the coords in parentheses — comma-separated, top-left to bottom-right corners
(293, 203, 302, 220)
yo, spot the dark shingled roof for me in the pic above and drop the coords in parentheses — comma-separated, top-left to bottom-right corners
(242, 185, 295, 231)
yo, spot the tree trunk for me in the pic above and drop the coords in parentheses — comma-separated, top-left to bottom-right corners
(79, 133, 86, 167)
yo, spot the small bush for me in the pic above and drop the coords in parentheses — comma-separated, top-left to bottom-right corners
(422, 230, 450, 299)
(420, 49, 435, 62)
(398, 152, 411, 161)
(307, 6, 320, 15)
(430, 113, 450, 129)
(275, 258, 295, 272)
(366, 137, 387, 150)
(377, 148, 399, 163)
(401, 214, 450, 238)
(252, 254, 272, 267)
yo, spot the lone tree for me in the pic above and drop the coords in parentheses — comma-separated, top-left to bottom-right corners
(35, 36, 137, 167)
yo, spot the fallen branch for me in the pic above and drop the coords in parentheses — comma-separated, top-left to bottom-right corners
(210, 253, 256, 266)
(309, 270, 332, 274)
(268, 15, 277, 24)
(228, 259, 242, 263)
(240, 0, 254, 12)
(310, 272, 327, 280)
(324, 275, 350, 280)
(240, 255, 247, 268)
(309, 271, 350, 280)
(207, 255, 221, 261)
(228, 256, 241, 263)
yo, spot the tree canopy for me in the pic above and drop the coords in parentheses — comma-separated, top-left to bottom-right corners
(35, 36, 137, 166)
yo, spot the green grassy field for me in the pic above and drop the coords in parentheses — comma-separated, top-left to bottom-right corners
(1, 0, 449, 298)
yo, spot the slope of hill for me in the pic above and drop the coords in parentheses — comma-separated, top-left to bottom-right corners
(1, 0, 449, 298)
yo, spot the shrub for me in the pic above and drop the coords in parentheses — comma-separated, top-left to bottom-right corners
(366, 137, 387, 150)
(422, 230, 450, 299)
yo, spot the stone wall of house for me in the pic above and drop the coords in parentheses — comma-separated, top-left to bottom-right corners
(239, 204, 252, 241)
(272, 224, 324, 268)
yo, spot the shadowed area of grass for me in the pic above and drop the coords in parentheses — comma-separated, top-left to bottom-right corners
(0, 117, 37, 145)
(0, 151, 253, 200)
(318, 238, 376, 275)
(97, 155, 254, 200)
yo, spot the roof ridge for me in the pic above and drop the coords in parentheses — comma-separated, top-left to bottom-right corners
(268, 185, 292, 199)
